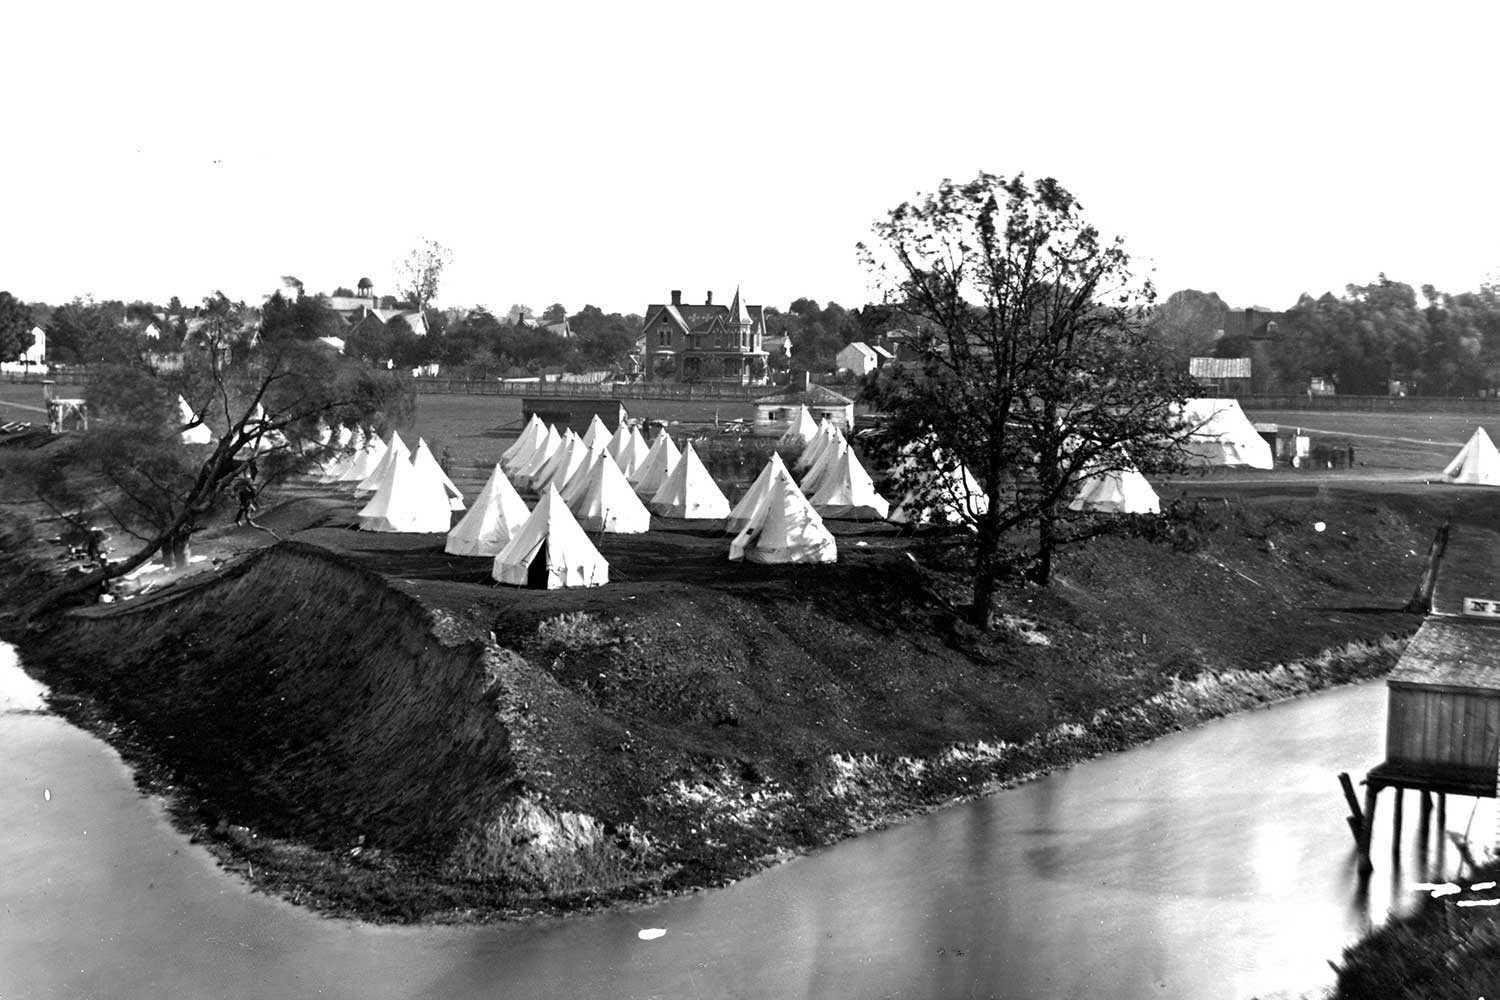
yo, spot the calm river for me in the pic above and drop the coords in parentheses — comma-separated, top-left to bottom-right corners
(1, 641, 1467, 1000)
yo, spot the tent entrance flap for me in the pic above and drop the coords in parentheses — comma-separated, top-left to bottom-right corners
(527, 540, 550, 589)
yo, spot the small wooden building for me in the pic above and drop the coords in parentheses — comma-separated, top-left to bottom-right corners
(521, 397, 627, 437)
(753, 377, 854, 436)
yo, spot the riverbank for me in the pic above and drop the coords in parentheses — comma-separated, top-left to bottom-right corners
(9, 483, 1493, 923)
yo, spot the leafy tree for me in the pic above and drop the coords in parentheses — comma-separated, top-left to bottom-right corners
(860, 172, 1195, 627)
(542, 302, 567, 323)
(260, 292, 343, 344)
(1148, 289, 1230, 360)
(331, 286, 355, 298)
(0, 291, 35, 362)
(395, 238, 452, 312)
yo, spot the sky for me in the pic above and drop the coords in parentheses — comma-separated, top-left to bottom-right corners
(5, 1, 1498, 317)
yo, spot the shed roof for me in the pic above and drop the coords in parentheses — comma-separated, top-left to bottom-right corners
(1189, 357, 1253, 379)
(755, 384, 854, 407)
(1388, 617, 1500, 693)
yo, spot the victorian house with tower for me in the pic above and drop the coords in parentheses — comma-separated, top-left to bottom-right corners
(639, 287, 770, 385)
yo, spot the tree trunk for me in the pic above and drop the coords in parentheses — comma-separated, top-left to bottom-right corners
(969, 516, 1001, 630)
(1030, 508, 1056, 586)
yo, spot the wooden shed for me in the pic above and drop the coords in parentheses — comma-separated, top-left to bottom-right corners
(753, 378, 854, 437)
(521, 398, 627, 437)
(1375, 617, 1500, 795)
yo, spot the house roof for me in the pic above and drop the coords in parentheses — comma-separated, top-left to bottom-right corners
(1189, 357, 1252, 379)
(755, 383, 854, 407)
(1388, 618, 1500, 694)
(839, 342, 877, 361)
(872, 345, 895, 359)
(643, 299, 766, 336)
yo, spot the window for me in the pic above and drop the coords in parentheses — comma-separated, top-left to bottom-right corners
(657, 329, 671, 346)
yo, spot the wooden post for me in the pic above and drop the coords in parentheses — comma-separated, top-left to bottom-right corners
(1360, 785, 1379, 874)
(1436, 793, 1448, 873)
(1404, 522, 1451, 613)
(1339, 773, 1365, 845)
(1391, 787, 1403, 862)
(1419, 790, 1433, 862)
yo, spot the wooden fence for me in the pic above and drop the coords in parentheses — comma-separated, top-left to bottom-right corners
(408, 378, 768, 401)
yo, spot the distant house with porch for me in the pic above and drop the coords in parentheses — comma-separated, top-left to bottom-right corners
(640, 287, 770, 385)
(1189, 356, 1253, 396)
(753, 375, 854, 435)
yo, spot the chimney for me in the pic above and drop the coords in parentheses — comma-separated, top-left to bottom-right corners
(798, 370, 811, 392)
(670, 290, 682, 306)
(705, 291, 713, 305)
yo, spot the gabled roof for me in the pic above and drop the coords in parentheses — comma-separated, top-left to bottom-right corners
(1189, 357, 1252, 379)
(755, 383, 853, 407)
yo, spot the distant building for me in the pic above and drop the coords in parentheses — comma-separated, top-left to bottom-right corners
(1189, 356, 1253, 396)
(640, 287, 770, 385)
(1220, 306, 1282, 342)
(754, 374, 854, 435)
(835, 341, 894, 376)
(1309, 376, 1336, 397)
(325, 277, 428, 336)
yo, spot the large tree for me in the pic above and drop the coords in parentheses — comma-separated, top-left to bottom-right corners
(395, 238, 453, 312)
(0, 292, 35, 362)
(23, 301, 409, 614)
(860, 172, 1195, 627)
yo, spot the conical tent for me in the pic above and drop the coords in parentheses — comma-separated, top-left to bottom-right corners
(492, 486, 610, 589)
(517, 425, 563, 487)
(779, 405, 819, 448)
(729, 472, 837, 564)
(889, 458, 988, 525)
(1179, 399, 1273, 470)
(795, 420, 836, 471)
(501, 415, 548, 473)
(605, 421, 632, 462)
(631, 430, 681, 495)
(582, 414, 611, 450)
(446, 463, 532, 555)
(810, 447, 890, 520)
(356, 431, 410, 493)
(559, 437, 612, 508)
(726, 452, 790, 533)
(339, 433, 388, 483)
(178, 396, 213, 445)
(357, 445, 453, 533)
(533, 432, 589, 494)
(799, 434, 849, 498)
(571, 453, 651, 533)
(615, 425, 651, 479)
(1069, 466, 1160, 514)
(412, 438, 466, 510)
(1441, 427, 1500, 485)
(650, 441, 731, 519)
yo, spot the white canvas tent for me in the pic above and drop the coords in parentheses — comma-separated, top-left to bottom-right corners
(517, 425, 563, 487)
(726, 452, 790, 533)
(412, 438, 466, 510)
(559, 437, 612, 508)
(631, 430, 681, 496)
(778, 405, 819, 448)
(446, 464, 532, 555)
(795, 420, 837, 472)
(799, 434, 849, 498)
(356, 431, 410, 493)
(605, 421, 632, 462)
(650, 441, 731, 519)
(501, 415, 548, 474)
(571, 453, 651, 533)
(1069, 466, 1160, 514)
(889, 458, 988, 525)
(492, 486, 610, 589)
(615, 425, 651, 480)
(533, 432, 589, 495)
(1441, 427, 1500, 485)
(357, 445, 453, 533)
(339, 433, 387, 483)
(178, 396, 213, 446)
(1179, 398, 1273, 469)
(810, 447, 889, 520)
(581, 414, 611, 450)
(729, 472, 837, 564)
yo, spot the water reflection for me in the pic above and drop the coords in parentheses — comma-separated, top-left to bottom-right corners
(0, 644, 1471, 1000)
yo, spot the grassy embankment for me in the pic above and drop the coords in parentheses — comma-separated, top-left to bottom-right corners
(12, 474, 1487, 923)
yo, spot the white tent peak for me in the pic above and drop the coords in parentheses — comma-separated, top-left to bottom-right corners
(650, 441, 731, 519)
(447, 464, 532, 555)
(729, 472, 837, 564)
(572, 452, 651, 533)
(492, 486, 610, 589)
(1442, 427, 1500, 485)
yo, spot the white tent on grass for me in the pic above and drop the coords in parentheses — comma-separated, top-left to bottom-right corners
(1179, 398, 1273, 470)
(492, 486, 610, 589)
(726, 452, 791, 533)
(889, 458, 988, 526)
(631, 430, 681, 496)
(314, 425, 357, 482)
(178, 396, 213, 445)
(729, 472, 837, 564)
(1441, 427, 1500, 485)
(534, 432, 591, 495)
(799, 434, 849, 498)
(412, 438, 466, 510)
(810, 447, 889, 520)
(1069, 465, 1161, 514)
(779, 405, 819, 448)
(571, 453, 652, 533)
(605, 420, 632, 462)
(339, 432, 387, 483)
(795, 419, 837, 472)
(356, 431, 410, 493)
(501, 415, 548, 474)
(581, 414, 611, 450)
(517, 425, 563, 487)
(559, 436, 612, 508)
(615, 424, 651, 480)
(357, 445, 453, 533)
(650, 441, 731, 519)
(446, 464, 532, 555)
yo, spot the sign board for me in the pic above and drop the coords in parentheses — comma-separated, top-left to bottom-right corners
(1462, 597, 1500, 619)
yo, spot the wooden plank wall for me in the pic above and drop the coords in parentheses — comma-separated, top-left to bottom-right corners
(1388, 688, 1500, 768)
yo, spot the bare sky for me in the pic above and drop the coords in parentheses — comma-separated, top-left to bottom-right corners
(5, 1, 1496, 315)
